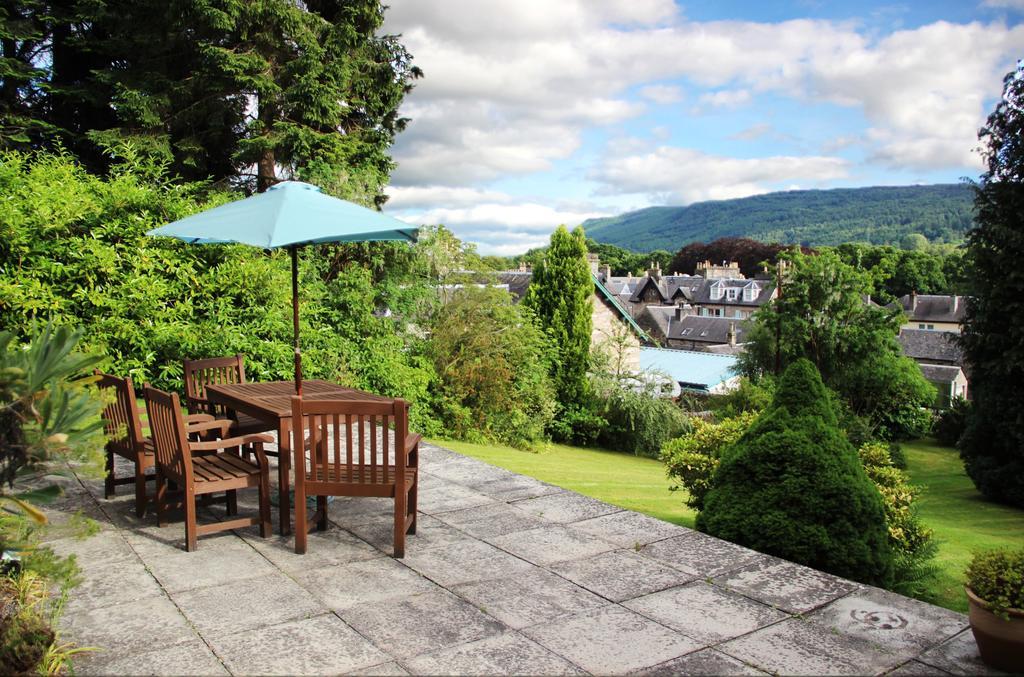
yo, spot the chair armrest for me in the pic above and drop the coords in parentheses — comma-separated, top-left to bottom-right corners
(185, 413, 215, 425)
(404, 433, 422, 455)
(189, 433, 274, 453)
(186, 418, 234, 438)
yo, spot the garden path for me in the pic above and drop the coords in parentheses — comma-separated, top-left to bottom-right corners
(48, 442, 999, 676)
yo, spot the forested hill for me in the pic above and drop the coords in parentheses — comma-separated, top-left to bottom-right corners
(582, 184, 975, 251)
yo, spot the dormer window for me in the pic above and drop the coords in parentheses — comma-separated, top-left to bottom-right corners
(743, 283, 760, 302)
(726, 288, 739, 301)
(710, 282, 724, 301)
(681, 328, 693, 336)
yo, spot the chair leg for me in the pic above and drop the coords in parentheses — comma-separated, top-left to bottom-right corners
(393, 490, 407, 559)
(408, 479, 418, 535)
(104, 451, 116, 499)
(258, 471, 271, 539)
(294, 483, 307, 555)
(226, 490, 238, 516)
(134, 465, 148, 517)
(185, 488, 198, 552)
(316, 496, 327, 531)
(155, 473, 168, 527)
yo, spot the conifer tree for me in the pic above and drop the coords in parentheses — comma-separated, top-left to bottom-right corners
(959, 64, 1024, 507)
(525, 225, 593, 409)
(698, 359, 895, 587)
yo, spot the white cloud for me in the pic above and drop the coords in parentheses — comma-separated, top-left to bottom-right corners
(695, 89, 752, 111)
(731, 123, 774, 141)
(590, 146, 850, 203)
(982, 0, 1024, 9)
(639, 84, 685, 104)
(385, 185, 513, 210)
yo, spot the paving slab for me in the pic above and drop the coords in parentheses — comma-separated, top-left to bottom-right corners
(432, 502, 546, 539)
(242, 528, 381, 574)
(915, 630, 1009, 676)
(887, 659, 955, 675)
(523, 604, 702, 674)
(63, 556, 165, 614)
(210, 614, 388, 676)
(640, 530, 763, 577)
(423, 455, 517, 486)
(173, 572, 325, 638)
(488, 524, 617, 566)
(48, 530, 138, 568)
(292, 556, 439, 612)
(572, 510, 688, 548)
(341, 588, 507, 660)
(716, 554, 858, 614)
(125, 530, 279, 593)
(451, 568, 606, 629)
(719, 617, 903, 675)
(75, 639, 228, 676)
(807, 585, 968, 661)
(342, 513, 473, 553)
(638, 648, 770, 676)
(469, 474, 563, 502)
(624, 581, 788, 644)
(404, 631, 585, 676)
(512, 491, 621, 524)
(346, 661, 410, 675)
(415, 480, 498, 515)
(400, 538, 536, 587)
(549, 549, 695, 602)
(60, 594, 196, 657)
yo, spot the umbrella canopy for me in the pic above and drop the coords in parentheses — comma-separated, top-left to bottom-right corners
(147, 181, 418, 395)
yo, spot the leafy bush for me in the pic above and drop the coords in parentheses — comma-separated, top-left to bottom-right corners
(548, 404, 607, 447)
(708, 377, 775, 420)
(596, 385, 689, 458)
(661, 412, 759, 510)
(934, 396, 970, 447)
(698, 359, 895, 587)
(424, 287, 555, 448)
(966, 548, 1024, 618)
(858, 441, 936, 596)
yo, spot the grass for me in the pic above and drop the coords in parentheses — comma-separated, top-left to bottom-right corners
(431, 435, 1024, 614)
(903, 438, 1024, 613)
(429, 438, 696, 528)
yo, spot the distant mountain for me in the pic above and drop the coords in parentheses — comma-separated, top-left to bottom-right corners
(582, 184, 976, 252)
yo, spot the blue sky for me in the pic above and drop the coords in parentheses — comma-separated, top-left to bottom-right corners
(381, 1, 1024, 255)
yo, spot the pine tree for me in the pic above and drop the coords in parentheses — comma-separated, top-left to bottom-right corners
(525, 225, 593, 409)
(959, 64, 1024, 507)
(698, 359, 895, 587)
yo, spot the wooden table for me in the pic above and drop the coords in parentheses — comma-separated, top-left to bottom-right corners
(205, 380, 392, 536)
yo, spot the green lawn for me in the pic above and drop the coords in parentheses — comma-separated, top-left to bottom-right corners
(432, 436, 1024, 614)
(903, 438, 1024, 613)
(429, 438, 696, 528)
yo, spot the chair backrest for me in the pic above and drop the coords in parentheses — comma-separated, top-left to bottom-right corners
(95, 371, 147, 459)
(291, 397, 408, 485)
(182, 354, 246, 415)
(143, 386, 192, 486)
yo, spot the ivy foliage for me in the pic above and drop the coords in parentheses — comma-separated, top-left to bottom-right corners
(697, 359, 895, 587)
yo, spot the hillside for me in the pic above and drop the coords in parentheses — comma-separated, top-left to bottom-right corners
(582, 184, 975, 252)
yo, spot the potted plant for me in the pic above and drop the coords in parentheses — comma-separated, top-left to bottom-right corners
(964, 547, 1024, 671)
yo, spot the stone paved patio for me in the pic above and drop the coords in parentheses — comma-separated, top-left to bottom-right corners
(43, 441, 1003, 676)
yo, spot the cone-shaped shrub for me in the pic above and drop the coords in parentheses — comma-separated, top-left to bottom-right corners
(696, 359, 895, 587)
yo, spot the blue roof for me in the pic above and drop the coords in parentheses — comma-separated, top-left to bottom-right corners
(639, 347, 739, 390)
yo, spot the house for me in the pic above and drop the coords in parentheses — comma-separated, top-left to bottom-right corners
(688, 278, 775, 320)
(894, 292, 965, 333)
(639, 347, 740, 397)
(663, 312, 748, 351)
(918, 364, 969, 407)
(898, 329, 963, 367)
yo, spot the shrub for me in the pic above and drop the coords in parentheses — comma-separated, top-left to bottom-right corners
(934, 396, 970, 447)
(708, 377, 775, 420)
(597, 386, 688, 458)
(661, 412, 759, 510)
(858, 441, 936, 596)
(965, 548, 1024, 618)
(548, 404, 607, 447)
(697, 359, 895, 587)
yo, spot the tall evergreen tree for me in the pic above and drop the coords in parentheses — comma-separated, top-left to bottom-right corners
(959, 64, 1024, 507)
(525, 225, 593, 409)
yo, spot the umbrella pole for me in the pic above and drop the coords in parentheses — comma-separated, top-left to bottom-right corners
(291, 245, 302, 396)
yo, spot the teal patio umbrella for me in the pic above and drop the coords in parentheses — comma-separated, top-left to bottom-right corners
(147, 181, 418, 395)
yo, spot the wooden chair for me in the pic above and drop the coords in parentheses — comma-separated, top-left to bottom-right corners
(182, 354, 274, 436)
(291, 397, 421, 558)
(144, 385, 272, 551)
(96, 372, 214, 516)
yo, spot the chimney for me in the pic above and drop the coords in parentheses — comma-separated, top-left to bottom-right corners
(951, 295, 959, 313)
(599, 263, 611, 280)
(728, 322, 737, 347)
(627, 271, 633, 278)
(674, 304, 692, 321)
(910, 290, 918, 311)
(586, 253, 600, 275)
(518, 261, 528, 272)
(648, 261, 662, 282)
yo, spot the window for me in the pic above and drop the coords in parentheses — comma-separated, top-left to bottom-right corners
(928, 324, 935, 330)
(681, 328, 692, 336)
(919, 324, 926, 329)
(743, 284, 759, 302)
(700, 308, 708, 317)
(712, 308, 722, 317)
(726, 288, 738, 301)
(710, 283, 724, 301)
(734, 309, 743, 318)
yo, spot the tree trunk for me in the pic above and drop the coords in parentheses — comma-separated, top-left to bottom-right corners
(256, 96, 277, 193)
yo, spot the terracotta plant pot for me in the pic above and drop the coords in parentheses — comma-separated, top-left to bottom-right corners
(965, 586, 1024, 672)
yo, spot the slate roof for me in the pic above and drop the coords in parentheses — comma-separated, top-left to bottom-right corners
(919, 363, 964, 384)
(639, 347, 739, 391)
(689, 279, 775, 307)
(667, 315, 750, 344)
(601, 275, 775, 308)
(496, 272, 533, 300)
(637, 305, 678, 340)
(895, 294, 966, 324)
(898, 329, 963, 365)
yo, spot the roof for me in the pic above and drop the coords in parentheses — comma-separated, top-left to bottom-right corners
(640, 347, 739, 391)
(689, 279, 775, 307)
(592, 274, 652, 342)
(667, 315, 750, 344)
(918, 364, 964, 384)
(496, 272, 532, 300)
(895, 294, 966, 324)
(637, 305, 678, 339)
(898, 329, 963, 365)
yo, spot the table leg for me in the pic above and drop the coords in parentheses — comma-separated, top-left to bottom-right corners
(278, 419, 292, 536)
